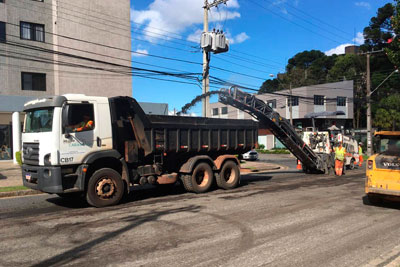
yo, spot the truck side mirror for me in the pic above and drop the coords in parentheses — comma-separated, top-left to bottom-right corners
(62, 105, 71, 130)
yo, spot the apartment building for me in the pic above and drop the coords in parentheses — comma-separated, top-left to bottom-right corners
(0, 0, 132, 160)
(210, 81, 354, 149)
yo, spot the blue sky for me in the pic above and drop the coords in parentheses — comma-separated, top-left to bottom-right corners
(130, 0, 391, 115)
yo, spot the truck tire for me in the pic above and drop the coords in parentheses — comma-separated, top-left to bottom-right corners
(86, 168, 124, 207)
(349, 159, 355, 170)
(182, 162, 214, 193)
(367, 194, 382, 205)
(216, 160, 240, 190)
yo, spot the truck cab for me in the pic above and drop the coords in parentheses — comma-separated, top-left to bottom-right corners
(365, 131, 400, 204)
(22, 95, 113, 199)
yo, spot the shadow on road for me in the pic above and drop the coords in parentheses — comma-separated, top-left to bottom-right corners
(362, 195, 400, 210)
(31, 204, 202, 267)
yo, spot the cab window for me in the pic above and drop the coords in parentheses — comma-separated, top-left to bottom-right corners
(64, 104, 95, 133)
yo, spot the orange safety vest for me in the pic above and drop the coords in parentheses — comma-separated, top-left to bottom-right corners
(76, 120, 93, 132)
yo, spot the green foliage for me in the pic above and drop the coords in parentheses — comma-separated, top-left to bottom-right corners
(386, 0, 400, 67)
(0, 186, 29, 193)
(327, 54, 364, 81)
(258, 144, 265, 150)
(15, 151, 22, 166)
(258, 79, 280, 94)
(373, 94, 400, 130)
(256, 148, 290, 154)
(362, 3, 394, 51)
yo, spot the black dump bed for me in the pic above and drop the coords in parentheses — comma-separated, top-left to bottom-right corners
(109, 96, 258, 158)
(146, 114, 258, 155)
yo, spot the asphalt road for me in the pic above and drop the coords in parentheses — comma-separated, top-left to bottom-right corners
(1, 158, 400, 267)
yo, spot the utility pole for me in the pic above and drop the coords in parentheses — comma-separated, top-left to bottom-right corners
(361, 49, 384, 156)
(289, 82, 293, 125)
(202, 0, 228, 117)
(366, 53, 371, 156)
(202, 0, 210, 118)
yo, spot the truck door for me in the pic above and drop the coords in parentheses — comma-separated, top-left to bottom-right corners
(60, 101, 100, 165)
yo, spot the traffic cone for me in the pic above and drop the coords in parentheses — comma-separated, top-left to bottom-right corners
(297, 160, 302, 170)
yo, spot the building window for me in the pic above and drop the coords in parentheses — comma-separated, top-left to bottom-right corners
(212, 108, 219, 116)
(20, 22, 45, 42)
(0, 22, 5, 43)
(267, 99, 276, 109)
(337, 96, 346, 106)
(314, 95, 325, 105)
(21, 72, 46, 91)
(221, 106, 228, 115)
(288, 96, 299, 107)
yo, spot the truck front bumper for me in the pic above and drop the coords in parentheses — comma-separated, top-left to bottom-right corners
(22, 164, 85, 194)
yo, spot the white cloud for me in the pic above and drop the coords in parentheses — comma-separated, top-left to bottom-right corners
(324, 32, 364, 56)
(234, 32, 249, 43)
(132, 49, 149, 57)
(325, 44, 352, 56)
(131, 0, 241, 43)
(355, 2, 371, 9)
(353, 32, 364, 45)
(187, 29, 249, 45)
(187, 29, 203, 43)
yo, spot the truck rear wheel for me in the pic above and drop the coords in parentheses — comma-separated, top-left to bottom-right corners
(367, 194, 382, 205)
(182, 162, 214, 193)
(86, 168, 124, 207)
(216, 160, 240, 190)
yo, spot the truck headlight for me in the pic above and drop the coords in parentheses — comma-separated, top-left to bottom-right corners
(368, 160, 373, 170)
(44, 153, 51, 165)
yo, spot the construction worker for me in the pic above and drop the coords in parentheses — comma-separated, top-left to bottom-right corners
(358, 142, 363, 167)
(334, 142, 346, 176)
(69, 114, 94, 132)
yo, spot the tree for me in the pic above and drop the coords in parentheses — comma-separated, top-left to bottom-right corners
(362, 3, 394, 51)
(286, 50, 325, 71)
(374, 94, 400, 130)
(386, 0, 400, 67)
(258, 78, 279, 94)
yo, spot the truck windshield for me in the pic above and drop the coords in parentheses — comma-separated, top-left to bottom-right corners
(379, 137, 400, 156)
(24, 108, 54, 133)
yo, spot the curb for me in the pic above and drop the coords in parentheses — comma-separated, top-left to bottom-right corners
(0, 189, 43, 199)
(0, 165, 284, 199)
(240, 166, 281, 173)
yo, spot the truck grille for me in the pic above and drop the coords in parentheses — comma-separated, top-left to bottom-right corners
(23, 142, 39, 165)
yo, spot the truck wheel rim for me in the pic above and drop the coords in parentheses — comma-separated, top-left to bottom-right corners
(96, 178, 115, 198)
(195, 170, 209, 187)
(224, 168, 236, 183)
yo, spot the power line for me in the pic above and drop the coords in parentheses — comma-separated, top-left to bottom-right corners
(11, 0, 288, 73)
(247, 0, 343, 44)
(266, 0, 354, 38)
(263, 0, 353, 42)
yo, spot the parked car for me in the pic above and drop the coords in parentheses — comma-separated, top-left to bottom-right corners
(242, 150, 258, 161)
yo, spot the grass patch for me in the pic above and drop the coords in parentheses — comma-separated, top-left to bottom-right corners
(256, 148, 290, 154)
(0, 186, 29, 193)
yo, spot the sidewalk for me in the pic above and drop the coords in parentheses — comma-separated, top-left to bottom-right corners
(240, 160, 283, 173)
(0, 159, 283, 198)
(0, 160, 23, 187)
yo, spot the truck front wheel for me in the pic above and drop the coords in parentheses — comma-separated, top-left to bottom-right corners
(216, 160, 240, 190)
(86, 168, 124, 207)
(182, 162, 214, 193)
